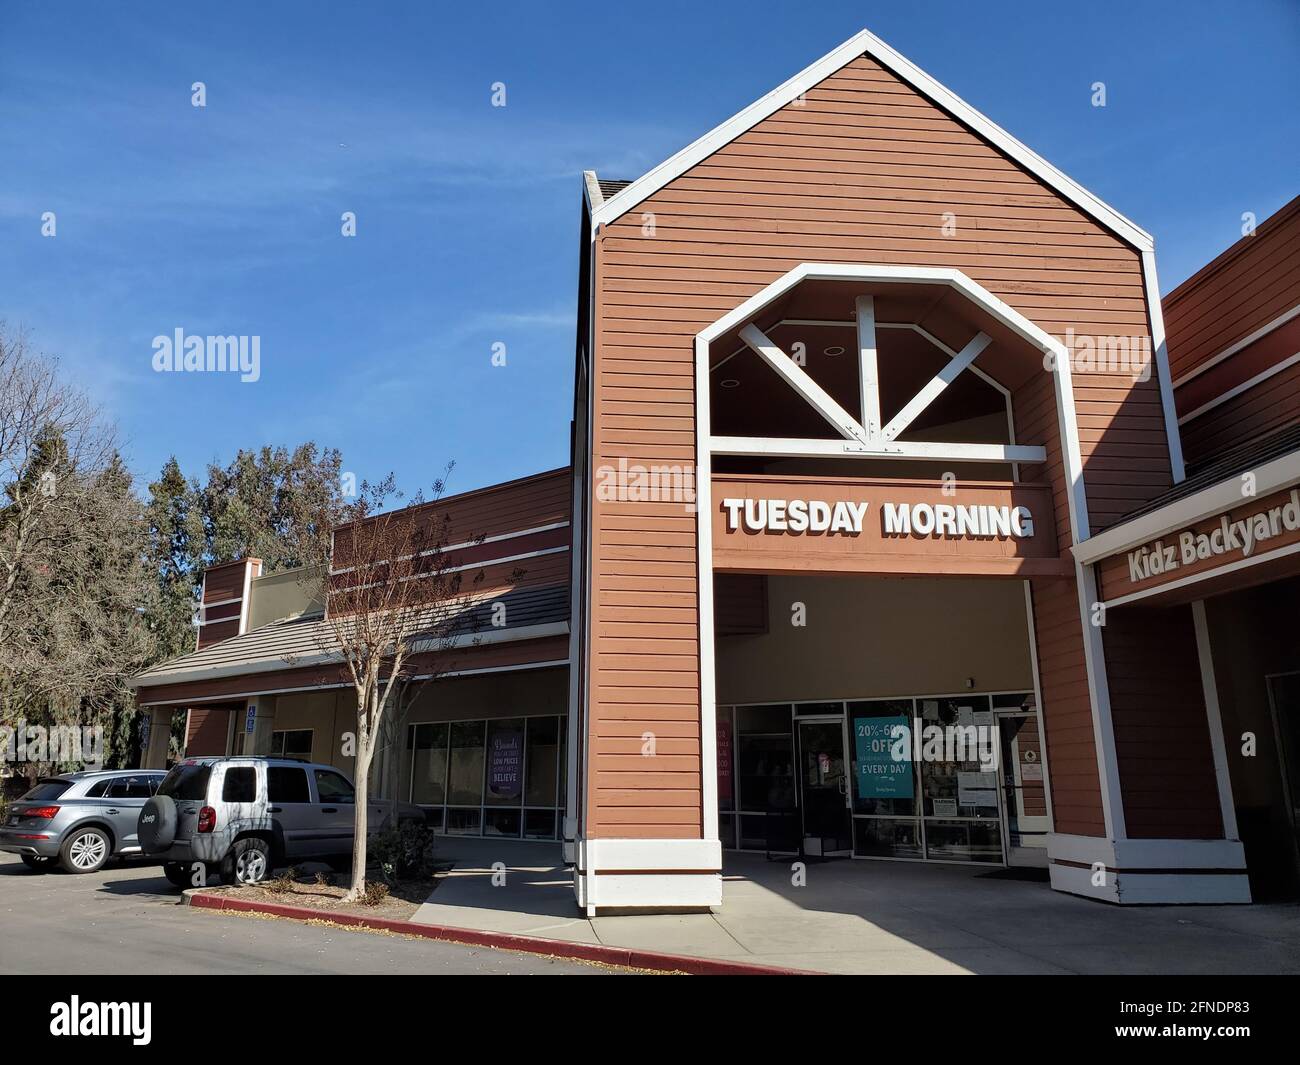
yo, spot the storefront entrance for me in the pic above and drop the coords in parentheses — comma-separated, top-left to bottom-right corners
(719, 694, 1046, 867)
(796, 717, 853, 856)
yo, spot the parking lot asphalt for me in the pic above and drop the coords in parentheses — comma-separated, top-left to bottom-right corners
(0, 853, 619, 975)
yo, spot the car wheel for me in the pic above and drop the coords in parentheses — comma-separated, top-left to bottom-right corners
(224, 838, 271, 886)
(60, 827, 111, 874)
(20, 854, 54, 871)
(163, 862, 194, 888)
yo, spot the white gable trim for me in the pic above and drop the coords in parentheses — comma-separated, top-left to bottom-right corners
(592, 27, 1153, 253)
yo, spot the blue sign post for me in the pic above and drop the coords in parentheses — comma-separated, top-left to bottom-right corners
(852, 714, 913, 799)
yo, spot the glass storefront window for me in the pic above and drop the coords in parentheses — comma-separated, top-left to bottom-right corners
(736, 705, 796, 851)
(484, 808, 522, 837)
(918, 697, 998, 821)
(404, 715, 565, 841)
(409, 722, 448, 806)
(724, 693, 1033, 867)
(524, 716, 559, 807)
(445, 807, 481, 835)
(447, 721, 486, 805)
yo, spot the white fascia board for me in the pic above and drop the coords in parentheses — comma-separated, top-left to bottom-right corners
(130, 621, 570, 689)
(709, 435, 1045, 463)
(1072, 448, 1300, 564)
(1141, 250, 1186, 482)
(591, 27, 1152, 253)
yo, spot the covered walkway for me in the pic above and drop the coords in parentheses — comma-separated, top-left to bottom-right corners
(413, 839, 1300, 974)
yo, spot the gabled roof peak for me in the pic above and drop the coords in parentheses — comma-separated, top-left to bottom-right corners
(590, 27, 1153, 252)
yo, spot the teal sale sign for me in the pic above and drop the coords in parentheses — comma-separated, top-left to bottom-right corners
(853, 715, 913, 799)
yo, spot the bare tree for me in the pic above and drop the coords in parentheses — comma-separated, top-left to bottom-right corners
(0, 325, 119, 656)
(0, 325, 158, 774)
(312, 469, 488, 902)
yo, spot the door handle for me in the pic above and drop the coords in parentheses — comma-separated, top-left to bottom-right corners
(321, 807, 337, 814)
(106, 809, 119, 815)
(269, 807, 283, 814)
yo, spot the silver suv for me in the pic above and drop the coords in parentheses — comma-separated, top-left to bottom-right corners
(138, 756, 423, 887)
(0, 770, 167, 873)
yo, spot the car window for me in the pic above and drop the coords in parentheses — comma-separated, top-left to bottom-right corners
(20, 780, 71, 801)
(85, 779, 110, 798)
(107, 776, 154, 800)
(222, 767, 257, 803)
(158, 764, 212, 801)
(269, 766, 310, 804)
(313, 770, 355, 804)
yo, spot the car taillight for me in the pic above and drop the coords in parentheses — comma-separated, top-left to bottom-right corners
(197, 806, 216, 833)
(22, 806, 60, 819)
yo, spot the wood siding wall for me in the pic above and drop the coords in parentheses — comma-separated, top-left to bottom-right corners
(1101, 604, 1224, 839)
(1165, 197, 1300, 384)
(197, 559, 258, 649)
(1167, 198, 1300, 470)
(185, 707, 232, 756)
(586, 54, 1170, 839)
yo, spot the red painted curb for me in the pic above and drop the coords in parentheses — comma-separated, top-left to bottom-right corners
(186, 891, 813, 976)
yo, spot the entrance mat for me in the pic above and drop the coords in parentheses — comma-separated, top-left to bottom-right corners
(976, 867, 1050, 883)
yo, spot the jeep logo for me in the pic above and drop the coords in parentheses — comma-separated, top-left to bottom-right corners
(141, 814, 155, 824)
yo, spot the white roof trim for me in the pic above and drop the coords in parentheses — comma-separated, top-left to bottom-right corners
(592, 27, 1153, 252)
(1072, 448, 1300, 565)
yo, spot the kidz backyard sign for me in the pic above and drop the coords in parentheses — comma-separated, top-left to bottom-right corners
(711, 476, 1062, 578)
(1099, 487, 1300, 603)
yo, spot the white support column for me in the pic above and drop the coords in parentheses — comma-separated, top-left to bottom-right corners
(1191, 599, 1240, 839)
(855, 294, 881, 438)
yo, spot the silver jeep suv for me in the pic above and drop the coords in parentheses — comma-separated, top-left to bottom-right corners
(138, 756, 423, 887)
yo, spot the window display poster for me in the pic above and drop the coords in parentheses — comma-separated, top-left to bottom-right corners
(488, 728, 523, 798)
(853, 714, 913, 799)
(717, 718, 733, 802)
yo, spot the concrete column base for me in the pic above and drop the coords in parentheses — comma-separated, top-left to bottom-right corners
(572, 838, 723, 916)
(1047, 832, 1251, 904)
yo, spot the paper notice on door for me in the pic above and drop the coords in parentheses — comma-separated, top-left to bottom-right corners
(957, 771, 998, 807)
(932, 799, 958, 817)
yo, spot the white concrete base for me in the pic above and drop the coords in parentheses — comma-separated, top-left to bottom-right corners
(573, 837, 723, 915)
(1047, 832, 1252, 904)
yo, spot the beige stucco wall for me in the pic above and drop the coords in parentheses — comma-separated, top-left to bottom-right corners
(246, 567, 325, 631)
(716, 574, 1034, 704)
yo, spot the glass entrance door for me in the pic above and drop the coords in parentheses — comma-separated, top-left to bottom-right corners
(796, 718, 852, 856)
(995, 710, 1049, 866)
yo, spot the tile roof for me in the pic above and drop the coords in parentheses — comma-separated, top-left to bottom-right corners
(132, 583, 569, 687)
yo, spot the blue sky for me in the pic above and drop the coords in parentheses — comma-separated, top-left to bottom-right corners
(1, 1, 1296, 499)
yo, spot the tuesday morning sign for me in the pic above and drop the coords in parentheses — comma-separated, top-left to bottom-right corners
(711, 476, 1061, 577)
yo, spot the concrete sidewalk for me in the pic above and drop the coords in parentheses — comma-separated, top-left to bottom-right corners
(413, 839, 1300, 974)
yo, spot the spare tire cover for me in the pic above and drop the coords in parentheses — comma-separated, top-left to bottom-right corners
(138, 795, 177, 853)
